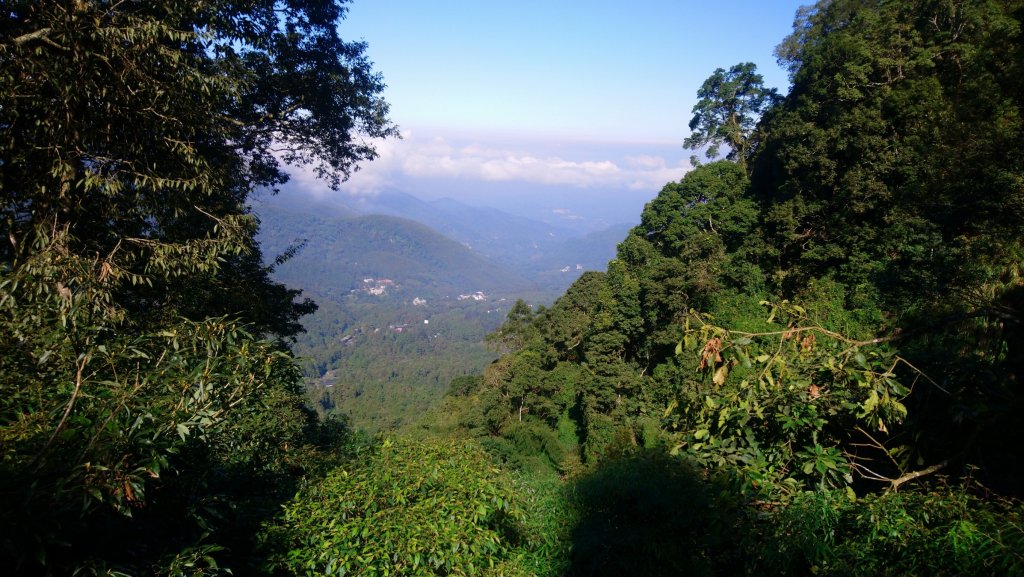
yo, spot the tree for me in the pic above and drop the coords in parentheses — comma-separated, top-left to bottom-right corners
(683, 62, 777, 173)
(0, 0, 395, 572)
(748, 6, 1024, 495)
(1, 0, 397, 330)
(752, 0, 1024, 315)
(487, 298, 539, 353)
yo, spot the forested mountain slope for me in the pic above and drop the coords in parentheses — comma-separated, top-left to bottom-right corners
(254, 194, 631, 431)
(408, 1, 1024, 573)
(255, 204, 551, 430)
(438, 0, 1024, 490)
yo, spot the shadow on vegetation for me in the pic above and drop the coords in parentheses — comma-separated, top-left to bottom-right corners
(1, 409, 360, 575)
(567, 451, 745, 577)
(563, 449, 1024, 577)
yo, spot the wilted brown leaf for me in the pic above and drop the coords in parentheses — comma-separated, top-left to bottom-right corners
(800, 333, 815, 352)
(700, 337, 723, 369)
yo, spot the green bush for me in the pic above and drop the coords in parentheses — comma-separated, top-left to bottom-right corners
(261, 438, 531, 576)
(758, 486, 1024, 576)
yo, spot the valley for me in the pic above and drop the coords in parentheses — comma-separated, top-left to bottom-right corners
(253, 188, 635, 430)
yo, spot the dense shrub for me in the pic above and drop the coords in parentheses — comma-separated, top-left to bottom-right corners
(757, 486, 1024, 576)
(260, 439, 532, 576)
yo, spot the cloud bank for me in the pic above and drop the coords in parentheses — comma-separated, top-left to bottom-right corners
(298, 131, 691, 196)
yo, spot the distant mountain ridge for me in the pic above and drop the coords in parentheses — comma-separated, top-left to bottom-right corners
(255, 205, 536, 302)
(255, 186, 630, 293)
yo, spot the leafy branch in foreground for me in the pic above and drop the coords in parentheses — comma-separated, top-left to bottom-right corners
(0, 225, 313, 570)
(665, 301, 951, 501)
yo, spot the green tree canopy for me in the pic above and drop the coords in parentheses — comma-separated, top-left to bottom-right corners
(752, 0, 1024, 315)
(0, 0, 395, 572)
(1, 0, 397, 334)
(683, 62, 778, 172)
(261, 439, 530, 577)
(452, 0, 1024, 510)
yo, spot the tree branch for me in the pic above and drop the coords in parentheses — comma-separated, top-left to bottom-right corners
(890, 459, 950, 491)
(33, 354, 90, 468)
(13, 28, 52, 45)
(12, 28, 67, 51)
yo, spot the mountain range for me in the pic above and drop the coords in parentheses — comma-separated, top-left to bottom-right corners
(254, 186, 634, 296)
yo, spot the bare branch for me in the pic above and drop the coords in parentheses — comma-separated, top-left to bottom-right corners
(11, 27, 68, 51)
(890, 459, 950, 491)
(33, 354, 91, 468)
(12, 27, 52, 46)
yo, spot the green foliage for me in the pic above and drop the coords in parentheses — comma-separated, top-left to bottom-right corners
(663, 302, 919, 500)
(417, 6, 1024, 576)
(759, 486, 1024, 576)
(7, 0, 1018, 573)
(297, 296, 502, 432)
(1, 0, 394, 573)
(748, 0, 1024, 494)
(486, 299, 540, 354)
(261, 438, 531, 577)
(0, 226, 330, 573)
(684, 63, 779, 171)
(634, 160, 763, 309)
(448, 375, 485, 397)
(503, 473, 575, 577)
(754, 0, 1024, 316)
(438, 163, 776, 469)
(2, 0, 396, 336)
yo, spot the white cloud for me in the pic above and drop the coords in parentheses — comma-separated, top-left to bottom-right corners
(625, 155, 666, 169)
(296, 131, 691, 195)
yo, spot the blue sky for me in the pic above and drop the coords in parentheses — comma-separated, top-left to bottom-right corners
(294, 0, 810, 224)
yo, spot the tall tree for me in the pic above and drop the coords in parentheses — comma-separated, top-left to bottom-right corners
(753, 0, 1024, 315)
(748, 0, 1024, 493)
(1, 0, 396, 331)
(683, 62, 778, 173)
(0, 0, 395, 572)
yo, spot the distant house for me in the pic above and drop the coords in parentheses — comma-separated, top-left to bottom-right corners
(362, 278, 397, 296)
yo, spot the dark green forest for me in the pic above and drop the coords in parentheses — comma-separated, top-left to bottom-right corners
(3, 0, 1024, 576)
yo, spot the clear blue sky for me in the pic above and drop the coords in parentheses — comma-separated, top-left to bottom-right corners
(343, 0, 807, 142)
(294, 1, 811, 225)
